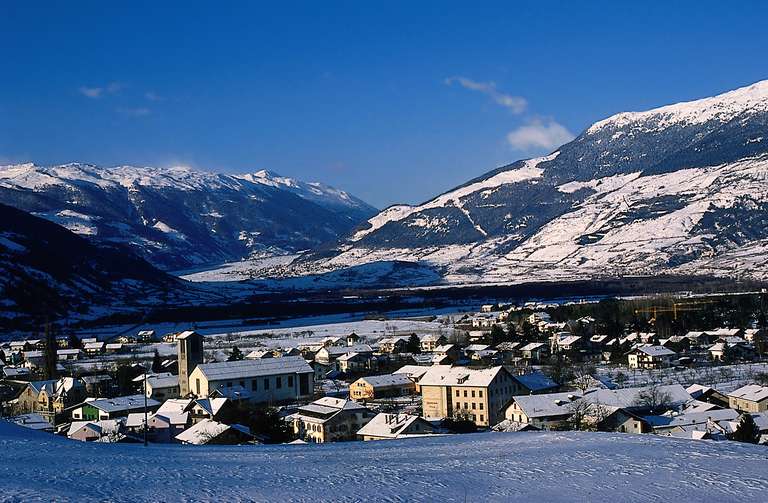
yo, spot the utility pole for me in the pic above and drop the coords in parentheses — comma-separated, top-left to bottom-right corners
(143, 372, 148, 447)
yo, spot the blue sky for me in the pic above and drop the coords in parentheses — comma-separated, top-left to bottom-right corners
(1, 1, 767, 208)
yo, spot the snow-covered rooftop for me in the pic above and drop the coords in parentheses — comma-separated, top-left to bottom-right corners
(418, 365, 504, 388)
(727, 384, 768, 403)
(195, 356, 312, 380)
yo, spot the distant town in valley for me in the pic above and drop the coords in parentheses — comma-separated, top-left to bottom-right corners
(3, 291, 767, 449)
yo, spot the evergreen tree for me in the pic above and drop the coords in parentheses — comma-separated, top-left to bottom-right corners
(151, 349, 163, 373)
(406, 333, 421, 353)
(226, 403, 295, 443)
(505, 321, 517, 340)
(490, 324, 506, 346)
(730, 413, 760, 444)
(67, 332, 81, 349)
(228, 346, 244, 361)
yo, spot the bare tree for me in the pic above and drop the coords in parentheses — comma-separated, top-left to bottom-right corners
(571, 364, 597, 392)
(633, 384, 673, 414)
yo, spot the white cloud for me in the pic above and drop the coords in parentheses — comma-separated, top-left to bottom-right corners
(145, 91, 164, 102)
(506, 119, 575, 151)
(78, 82, 122, 99)
(445, 76, 527, 114)
(79, 86, 103, 99)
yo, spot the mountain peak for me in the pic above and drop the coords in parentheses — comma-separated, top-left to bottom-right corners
(588, 79, 768, 134)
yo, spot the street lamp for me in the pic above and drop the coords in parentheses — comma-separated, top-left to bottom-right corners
(143, 372, 148, 447)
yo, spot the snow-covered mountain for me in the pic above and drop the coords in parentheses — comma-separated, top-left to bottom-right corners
(294, 80, 768, 284)
(0, 163, 376, 270)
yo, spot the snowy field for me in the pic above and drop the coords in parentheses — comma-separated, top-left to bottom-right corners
(599, 362, 768, 393)
(2, 421, 767, 502)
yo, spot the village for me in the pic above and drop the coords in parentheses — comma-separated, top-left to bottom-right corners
(1, 296, 767, 448)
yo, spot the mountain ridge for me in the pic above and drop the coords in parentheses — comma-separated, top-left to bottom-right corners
(0, 162, 377, 270)
(281, 79, 768, 285)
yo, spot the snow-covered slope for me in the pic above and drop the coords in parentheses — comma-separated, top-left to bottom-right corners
(1, 421, 767, 502)
(290, 80, 768, 285)
(0, 202, 178, 330)
(0, 163, 376, 270)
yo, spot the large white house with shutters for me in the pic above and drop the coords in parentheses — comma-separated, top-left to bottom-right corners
(187, 357, 314, 403)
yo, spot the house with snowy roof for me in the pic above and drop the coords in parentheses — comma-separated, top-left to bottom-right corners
(419, 365, 519, 427)
(627, 345, 677, 369)
(393, 365, 430, 392)
(336, 352, 378, 374)
(743, 328, 764, 343)
(22, 350, 45, 369)
(432, 344, 460, 363)
(349, 373, 415, 401)
(315, 344, 374, 364)
(136, 330, 157, 342)
(144, 374, 180, 400)
(708, 338, 755, 362)
(727, 384, 768, 413)
(511, 370, 559, 394)
(419, 334, 447, 353)
(56, 348, 82, 361)
(245, 348, 274, 359)
(377, 336, 410, 354)
(505, 391, 581, 429)
(645, 408, 741, 435)
(125, 408, 190, 443)
(187, 356, 314, 403)
(184, 397, 234, 424)
(357, 413, 438, 441)
(68, 419, 126, 443)
(83, 341, 105, 356)
(686, 384, 730, 408)
(519, 342, 549, 362)
(175, 418, 253, 445)
(71, 394, 161, 421)
(36, 377, 86, 417)
(289, 397, 374, 443)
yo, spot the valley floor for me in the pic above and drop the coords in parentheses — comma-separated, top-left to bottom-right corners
(1, 421, 767, 502)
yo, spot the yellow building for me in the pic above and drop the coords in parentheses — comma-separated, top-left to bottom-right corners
(290, 397, 374, 443)
(418, 365, 520, 427)
(727, 384, 768, 413)
(349, 374, 415, 401)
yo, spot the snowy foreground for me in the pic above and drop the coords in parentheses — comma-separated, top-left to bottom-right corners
(2, 422, 767, 502)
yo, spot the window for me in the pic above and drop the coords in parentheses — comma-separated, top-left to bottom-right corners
(252, 380, 258, 391)
(480, 415, 484, 422)
(471, 390, 475, 398)
(239, 380, 245, 388)
(479, 390, 483, 398)
(456, 390, 460, 397)
(464, 403, 468, 410)
(463, 390, 468, 397)
(264, 378, 270, 390)
(276, 377, 282, 389)
(196, 380, 201, 395)
(226, 381, 232, 388)
(479, 403, 483, 410)
(288, 375, 294, 387)
(472, 403, 476, 410)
